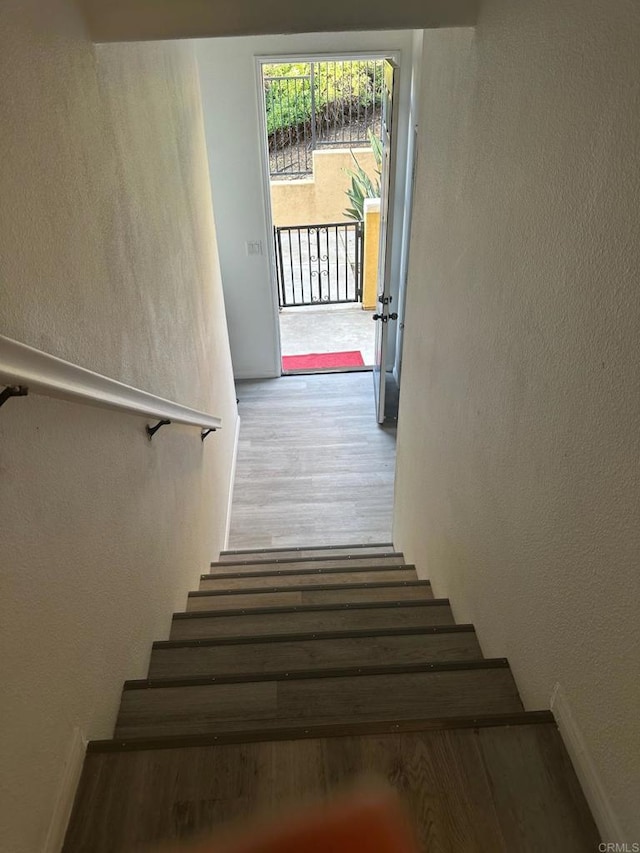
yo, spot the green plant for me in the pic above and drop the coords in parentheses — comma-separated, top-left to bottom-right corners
(264, 79, 312, 137)
(343, 130, 383, 221)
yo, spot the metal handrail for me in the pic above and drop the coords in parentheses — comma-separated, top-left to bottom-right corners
(0, 334, 221, 440)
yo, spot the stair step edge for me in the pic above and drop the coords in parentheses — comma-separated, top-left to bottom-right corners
(211, 553, 404, 568)
(172, 598, 451, 620)
(201, 564, 417, 580)
(125, 658, 509, 691)
(89, 711, 555, 753)
(189, 580, 430, 597)
(220, 542, 395, 556)
(153, 624, 477, 649)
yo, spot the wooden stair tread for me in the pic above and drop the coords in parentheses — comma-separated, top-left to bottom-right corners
(191, 579, 429, 596)
(133, 657, 505, 688)
(148, 626, 483, 678)
(154, 624, 477, 648)
(208, 554, 406, 574)
(219, 543, 396, 561)
(89, 710, 555, 752)
(169, 600, 455, 640)
(199, 565, 418, 588)
(186, 581, 433, 612)
(174, 598, 450, 619)
(114, 661, 522, 739)
(66, 718, 599, 853)
(62, 536, 600, 853)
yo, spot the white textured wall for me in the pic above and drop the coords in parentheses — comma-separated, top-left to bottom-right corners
(196, 31, 414, 379)
(394, 0, 640, 841)
(0, 2, 237, 851)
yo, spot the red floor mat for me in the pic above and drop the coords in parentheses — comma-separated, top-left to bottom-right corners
(282, 351, 365, 370)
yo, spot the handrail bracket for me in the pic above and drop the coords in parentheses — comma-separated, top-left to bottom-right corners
(0, 385, 29, 408)
(201, 428, 217, 441)
(146, 419, 171, 440)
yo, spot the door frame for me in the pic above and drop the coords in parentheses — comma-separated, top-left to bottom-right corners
(254, 49, 410, 377)
(373, 58, 400, 423)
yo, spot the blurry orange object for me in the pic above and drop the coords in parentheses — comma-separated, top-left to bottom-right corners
(159, 788, 419, 853)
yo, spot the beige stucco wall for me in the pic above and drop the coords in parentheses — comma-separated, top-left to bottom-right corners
(0, 2, 237, 851)
(270, 148, 377, 227)
(395, 1, 640, 842)
(362, 198, 381, 309)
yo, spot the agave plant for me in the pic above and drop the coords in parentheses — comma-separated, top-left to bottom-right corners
(343, 130, 383, 221)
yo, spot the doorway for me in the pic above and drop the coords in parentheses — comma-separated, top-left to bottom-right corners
(257, 56, 392, 378)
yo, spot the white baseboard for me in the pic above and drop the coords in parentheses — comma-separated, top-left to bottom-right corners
(42, 727, 87, 853)
(223, 413, 241, 550)
(550, 682, 622, 842)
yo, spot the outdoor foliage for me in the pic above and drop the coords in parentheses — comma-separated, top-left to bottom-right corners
(264, 77, 312, 140)
(263, 61, 383, 143)
(343, 130, 383, 221)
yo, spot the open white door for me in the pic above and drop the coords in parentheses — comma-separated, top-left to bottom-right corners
(372, 59, 399, 424)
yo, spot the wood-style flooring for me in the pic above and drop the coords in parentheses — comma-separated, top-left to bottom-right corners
(148, 627, 484, 678)
(64, 724, 599, 853)
(115, 663, 521, 739)
(63, 548, 600, 852)
(169, 600, 456, 640)
(228, 373, 396, 548)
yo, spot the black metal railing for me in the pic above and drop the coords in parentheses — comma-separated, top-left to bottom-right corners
(264, 60, 383, 178)
(274, 221, 364, 308)
(264, 74, 314, 178)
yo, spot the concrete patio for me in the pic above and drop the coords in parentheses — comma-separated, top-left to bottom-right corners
(279, 303, 376, 367)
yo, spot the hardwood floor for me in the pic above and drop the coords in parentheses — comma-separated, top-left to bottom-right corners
(169, 601, 455, 640)
(64, 723, 599, 853)
(115, 663, 521, 739)
(207, 554, 407, 574)
(63, 546, 600, 852)
(228, 373, 396, 549)
(198, 566, 419, 590)
(148, 628, 484, 678)
(185, 582, 434, 611)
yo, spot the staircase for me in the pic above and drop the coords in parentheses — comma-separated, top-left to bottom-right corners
(63, 543, 599, 851)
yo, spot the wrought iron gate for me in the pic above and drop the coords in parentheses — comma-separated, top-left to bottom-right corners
(274, 221, 363, 308)
(264, 60, 383, 178)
